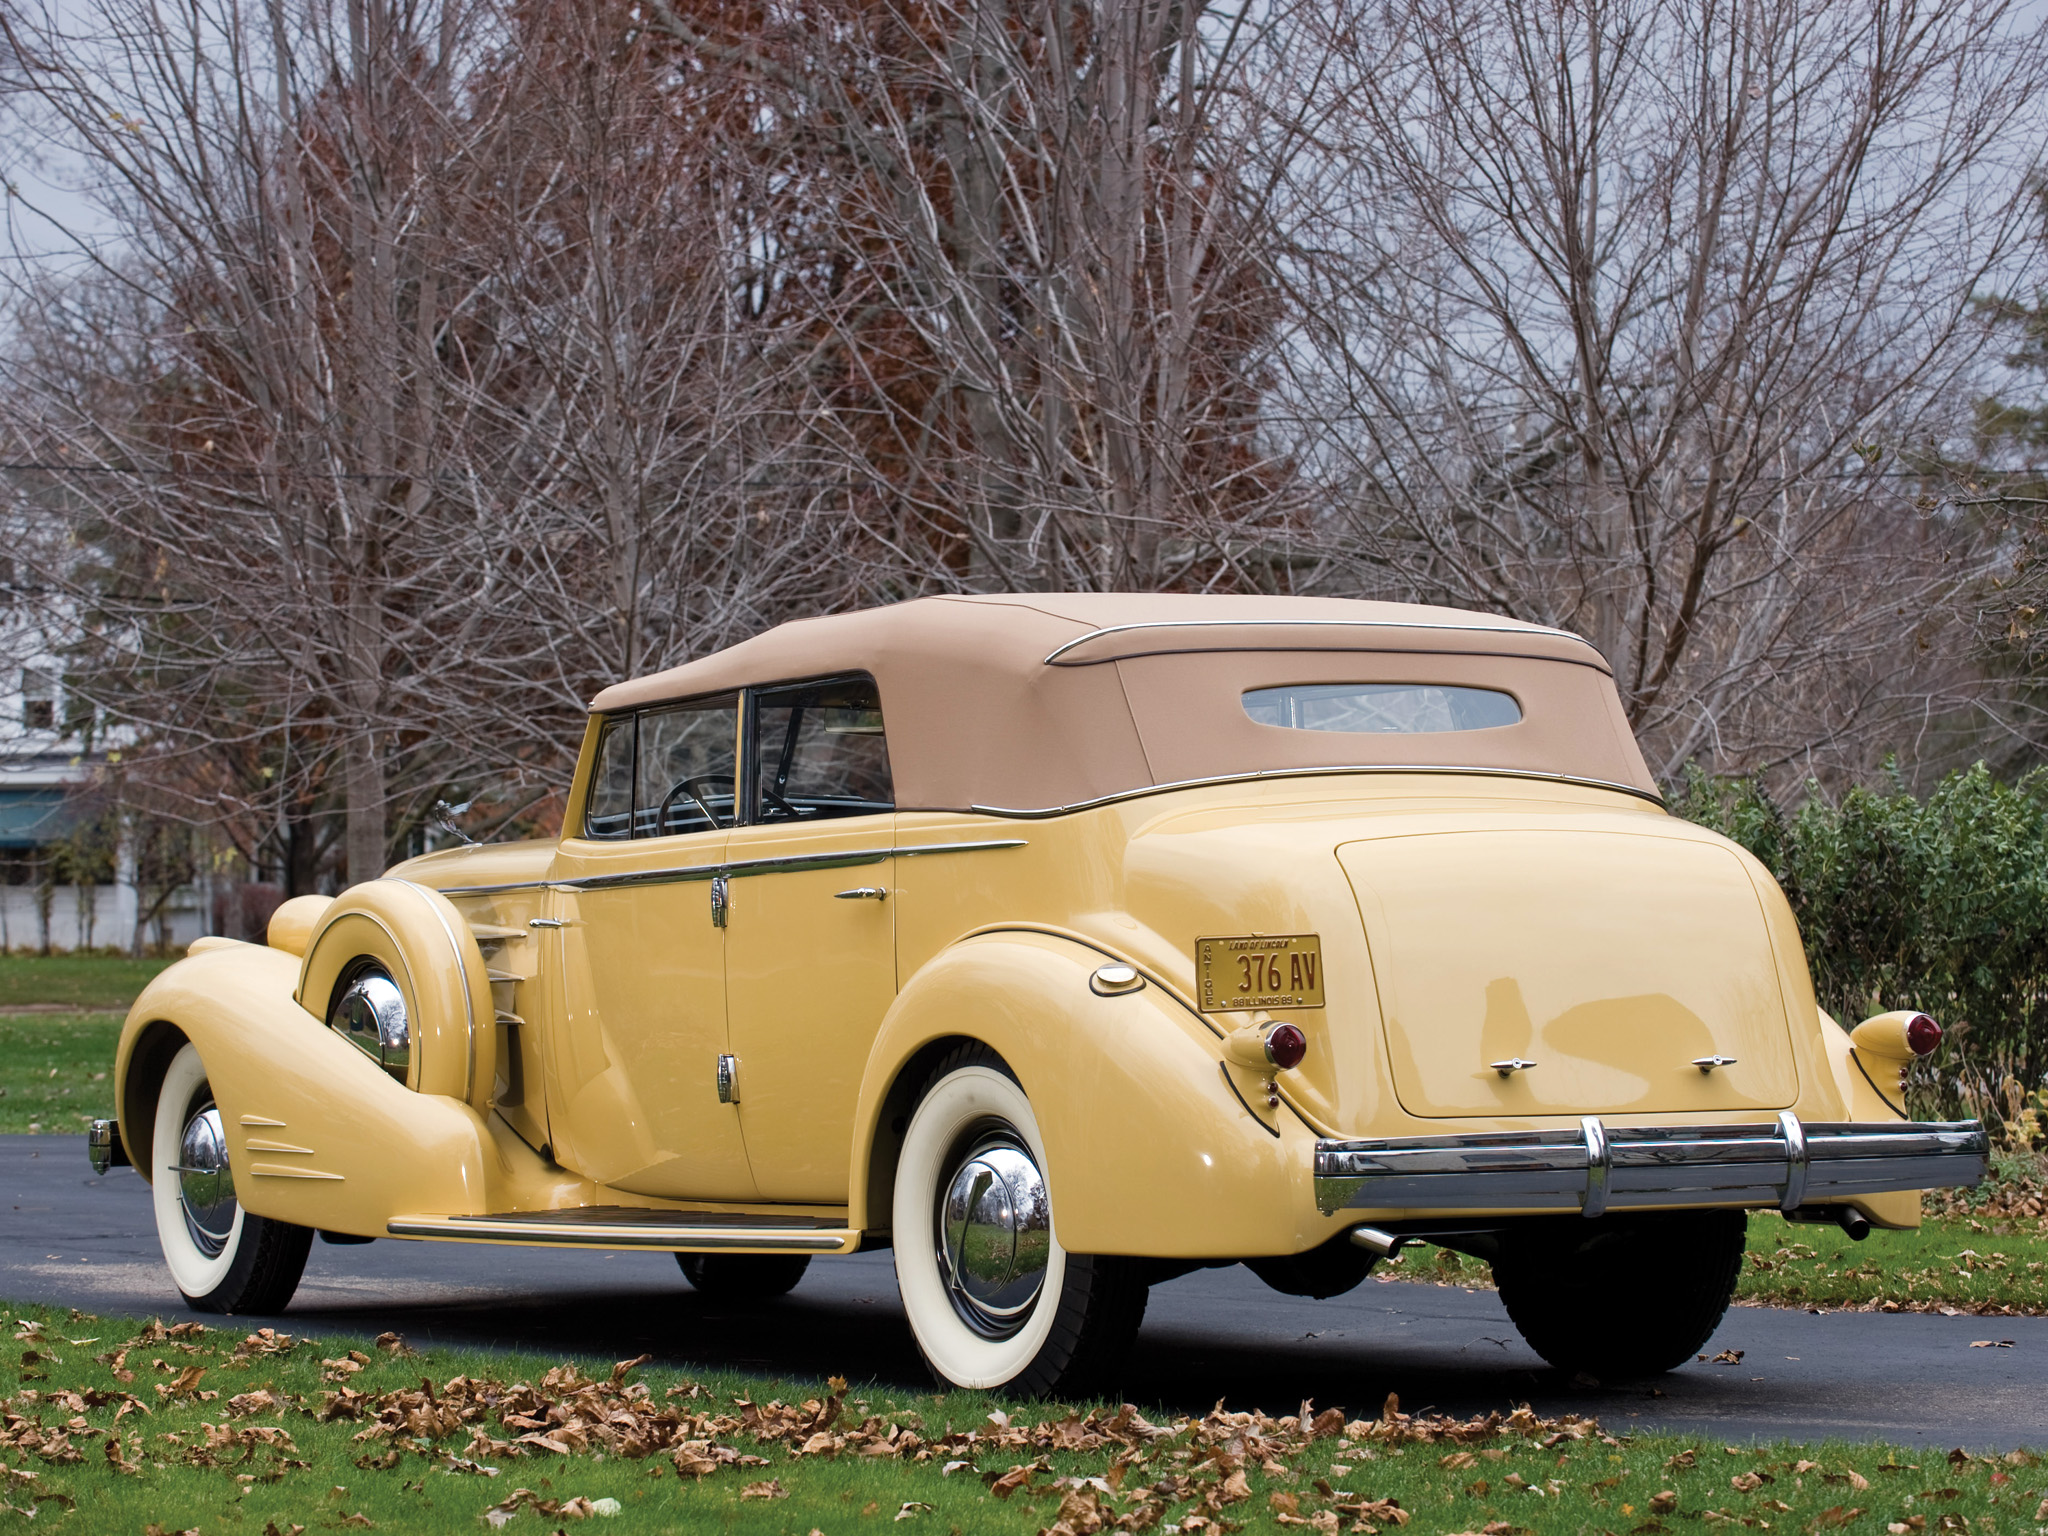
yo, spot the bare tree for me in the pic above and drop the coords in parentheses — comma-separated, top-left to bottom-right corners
(1271, 0, 2048, 779)
(4, 0, 2046, 900)
(0, 0, 939, 875)
(0, 0, 528, 879)
(452, 0, 875, 695)
(645, 0, 1312, 592)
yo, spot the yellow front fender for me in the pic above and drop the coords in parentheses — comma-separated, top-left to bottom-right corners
(847, 929, 1328, 1258)
(297, 879, 496, 1111)
(113, 943, 560, 1238)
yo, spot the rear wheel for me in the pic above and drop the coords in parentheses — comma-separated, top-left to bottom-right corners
(676, 1252, 811, 1298)
(892, 1045, 1148, 1396)
(1492, 1209, 1746, 1380)
(150, 1043, 313, 1314)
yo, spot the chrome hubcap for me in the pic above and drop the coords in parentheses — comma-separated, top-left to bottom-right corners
(331, 967, 411, 1082)
(173, 1100, 236, 1258)
(937, 1131, 1050, 1337)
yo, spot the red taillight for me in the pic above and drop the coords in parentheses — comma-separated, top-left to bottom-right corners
(1264, 1024, 1308, 1071)
(1906, 1013, 1941, 1056)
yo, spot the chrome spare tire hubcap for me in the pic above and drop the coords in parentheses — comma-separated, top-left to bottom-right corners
(938, 1132, 1051, 1337)
(330, 967, 411, 1083)
(172, 1101, 236, 1258)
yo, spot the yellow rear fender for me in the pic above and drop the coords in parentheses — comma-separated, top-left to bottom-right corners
(113, 943, 510, 1237)
(297, 879, 496, 1111)
(1810, 1007, 1921, 1230)
(850, 929, 1326, 1260)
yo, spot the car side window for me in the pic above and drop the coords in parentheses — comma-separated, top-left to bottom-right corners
(583, 716, 637, 840)
(636, 697, 740, 836)
(750, 676, 893, 823)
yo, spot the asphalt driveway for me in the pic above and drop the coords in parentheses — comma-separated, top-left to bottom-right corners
(5, 1135, 2041, 1449)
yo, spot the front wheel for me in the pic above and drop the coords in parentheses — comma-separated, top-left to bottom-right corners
(150, 1042, 313, 1314)
(891, 1045, 1147, 1396)
(1492, 1209, 1747, 1380)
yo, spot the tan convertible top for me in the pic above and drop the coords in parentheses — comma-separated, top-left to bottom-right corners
(590, 594, 1657, 811)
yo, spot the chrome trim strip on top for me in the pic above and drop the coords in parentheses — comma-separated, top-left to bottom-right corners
(894, 838, 1029, 858)
(435, 839, 1028, 897)
(1041, 617, 1601, 667)
(972, 764, 1665, 818)
(538, 861, 724, 894)
(1311, 1116, 1987, 1217)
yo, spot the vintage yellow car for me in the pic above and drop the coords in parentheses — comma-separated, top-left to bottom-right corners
(91, 594, 1985, 1393)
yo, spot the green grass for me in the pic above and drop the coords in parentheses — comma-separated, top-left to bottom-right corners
(0, 1298, 2039, 1534)
(0, 953, 170, 1010)
(0, 1013, 120, 1134)
(0, 955, 165, 1133)
(1734, 1214, 2048, 1315)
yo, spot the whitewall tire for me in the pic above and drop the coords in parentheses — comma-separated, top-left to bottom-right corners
(150, 1043, 313, 1314)
(892, 1045, 1147, 1396)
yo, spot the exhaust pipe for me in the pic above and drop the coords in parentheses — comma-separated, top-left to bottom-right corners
(1784, 1204, 1871, 1241)
(1348, 1226, 1413, 1259)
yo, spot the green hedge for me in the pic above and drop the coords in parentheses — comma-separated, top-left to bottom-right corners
(1672, 762, 2048, 1124)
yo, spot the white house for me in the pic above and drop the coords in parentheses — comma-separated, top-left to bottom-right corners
(0, 660, 207, 953)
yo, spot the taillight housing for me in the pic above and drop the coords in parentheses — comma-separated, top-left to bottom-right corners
(1906, 1012, 1941, 1057)
(1264, 1023, 1308, 1071)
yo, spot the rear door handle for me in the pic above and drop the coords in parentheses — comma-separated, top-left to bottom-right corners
(834, 887, 887, 900)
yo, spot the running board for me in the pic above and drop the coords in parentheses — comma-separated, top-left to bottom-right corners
(388, 1208, 859, 1253)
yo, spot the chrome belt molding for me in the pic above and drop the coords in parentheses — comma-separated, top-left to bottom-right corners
(1312, 1115, 1988, 1217)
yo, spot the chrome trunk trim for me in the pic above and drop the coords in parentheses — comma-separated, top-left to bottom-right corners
(1312, 1116, 1987, 1217)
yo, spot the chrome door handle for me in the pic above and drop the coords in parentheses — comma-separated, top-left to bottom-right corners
(835, 887, 888, 900)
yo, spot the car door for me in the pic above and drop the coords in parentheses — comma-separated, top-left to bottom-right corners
(723, 676, 899, 1204)
(543, 696, 757, 1201)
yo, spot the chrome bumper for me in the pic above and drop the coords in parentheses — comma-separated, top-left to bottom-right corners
(87, 1118, 130, 1176)
(1313, 1112, 1986, 1218)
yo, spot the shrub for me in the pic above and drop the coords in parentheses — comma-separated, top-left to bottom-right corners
(1673, 762, 2048, 1124)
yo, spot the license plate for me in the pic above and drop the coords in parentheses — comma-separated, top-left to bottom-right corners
(1195, 934, 1325, 1012)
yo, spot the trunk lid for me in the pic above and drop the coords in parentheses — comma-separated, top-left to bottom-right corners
(1338, 823, 1799, 1118)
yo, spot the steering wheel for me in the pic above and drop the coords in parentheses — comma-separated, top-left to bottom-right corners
(656, 774, 735, 834)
